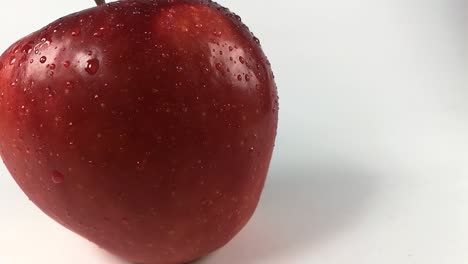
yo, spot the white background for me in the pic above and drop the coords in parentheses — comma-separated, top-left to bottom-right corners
(1, 0, 468, 263)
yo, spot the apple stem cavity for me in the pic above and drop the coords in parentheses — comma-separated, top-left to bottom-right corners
(94, 0, 106, 6)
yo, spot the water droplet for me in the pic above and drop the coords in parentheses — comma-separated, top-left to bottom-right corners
(239, 56, 245, 64)
(175, 66, 183, 72)
(215, 63, 223, 71)
(249, 147, 255, 153)
(213, 31, 222, 37)
(237, 75, 242, 81)
(234, 15, 242, 21)
(229, 46, 234, 51)
(121, 218, 130, 225)
(253, 36, 260, 44)
(85, 59, 100, 75)
(245, 74, 251, 81)
(29, 59, 34, 64)
(9, 57, 16, 65)
(22, 44, 33, 53)
(71, 30, 80, 36)
(39, 56, 47, 64)
(63, 61, 71, 68)
(49, 64, 56, 70)
(93, 31, 103, 37)
(52, 170, 65, 184)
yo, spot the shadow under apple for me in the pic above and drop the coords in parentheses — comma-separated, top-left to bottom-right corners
(197, 158, 378, 263)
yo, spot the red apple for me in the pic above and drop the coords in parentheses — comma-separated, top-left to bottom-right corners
(0, 0, 278, 263)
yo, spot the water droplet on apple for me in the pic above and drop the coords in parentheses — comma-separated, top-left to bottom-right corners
(121, 218, 130, 225)
(237, 75, 242, 81)
(175, 66, 183, 72)
(9, 57, 16, 65)
(63, 61, 71, 68)
(22, 44, 33, 53)
(253, 36, 261, 44)
(71, 29, 80, 36)
(49, 64, 56, 70)
(239, 56, 245, 64)
(245, 74, 251, 81)
(85, 59, 100, 75)
(39, 56, 47, 64)
(51, 170, 65, 184)
(215, 63, 223, 71)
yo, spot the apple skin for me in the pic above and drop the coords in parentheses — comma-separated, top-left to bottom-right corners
(0, 0, 278, 263)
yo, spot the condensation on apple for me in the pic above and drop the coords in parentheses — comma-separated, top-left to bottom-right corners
(0, 0, 278, 263)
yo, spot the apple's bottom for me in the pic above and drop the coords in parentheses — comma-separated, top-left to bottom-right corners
(134, 254, 210, 264)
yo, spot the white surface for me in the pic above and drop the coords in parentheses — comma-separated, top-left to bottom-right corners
(1, 0, 468, 263)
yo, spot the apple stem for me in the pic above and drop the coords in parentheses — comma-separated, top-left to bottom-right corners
(95, 0, 106, 6)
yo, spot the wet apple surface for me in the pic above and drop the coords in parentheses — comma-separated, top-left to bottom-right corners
(0, 0, 278, 263)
